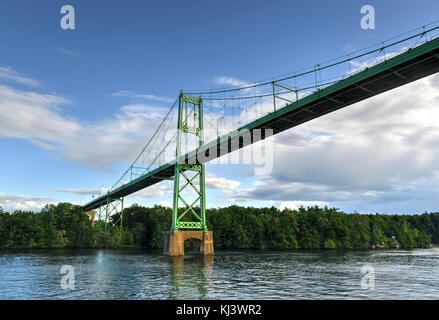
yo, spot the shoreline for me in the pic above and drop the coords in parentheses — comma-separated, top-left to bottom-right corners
(1, 245, 436, 251)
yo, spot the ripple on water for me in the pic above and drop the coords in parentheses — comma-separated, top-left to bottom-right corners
(0, 248, 438, 299)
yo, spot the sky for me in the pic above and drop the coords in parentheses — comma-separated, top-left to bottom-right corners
(0, 0, 439, 214)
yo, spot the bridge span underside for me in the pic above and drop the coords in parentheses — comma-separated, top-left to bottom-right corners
(83, 37, 439, 212)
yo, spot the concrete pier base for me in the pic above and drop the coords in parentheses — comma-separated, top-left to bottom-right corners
(163, 230, 214, 256)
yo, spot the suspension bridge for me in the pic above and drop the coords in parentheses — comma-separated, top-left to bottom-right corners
(83, 24, 439, 255)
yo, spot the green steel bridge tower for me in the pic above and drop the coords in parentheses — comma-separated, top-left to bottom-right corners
(171, 92, 208, 231)
(164, 92, 214, 255)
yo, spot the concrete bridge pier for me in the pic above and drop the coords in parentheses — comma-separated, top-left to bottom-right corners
(164, 230, 214, 256)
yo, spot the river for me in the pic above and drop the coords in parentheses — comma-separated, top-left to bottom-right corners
(0, 248, 438, 299)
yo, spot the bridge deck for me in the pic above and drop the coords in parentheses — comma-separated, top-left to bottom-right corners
(84, 37, 439, 212)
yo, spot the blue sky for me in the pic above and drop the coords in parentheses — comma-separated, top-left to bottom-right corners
(1, 0, 439, 213)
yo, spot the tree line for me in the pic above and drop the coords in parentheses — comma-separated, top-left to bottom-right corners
(0, 203, 438, 249)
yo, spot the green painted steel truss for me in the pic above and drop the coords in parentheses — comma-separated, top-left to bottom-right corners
(92, 196, 124, 231)
(171, 93, 207, 231)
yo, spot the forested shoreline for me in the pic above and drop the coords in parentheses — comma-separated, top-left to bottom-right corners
(0, 203, 438, 250)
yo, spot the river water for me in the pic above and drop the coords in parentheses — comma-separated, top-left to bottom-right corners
(0, 248, 438, 299)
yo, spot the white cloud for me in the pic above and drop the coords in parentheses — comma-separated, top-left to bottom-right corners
(54, 172, 240, 206)
(0, 193, 55, 211)
(206, 173, 240, 189)
(0, 84, 172, 170)
(214, 76, 251, 88)
(159, 200, 172, 207)
(127, 182, 173, 199)
(279, 201, 330, 211)
(99, 173, 239, 199)
(0, 85, 75, 141)
(120, 104, 169, 120)
(347, 46, 410, 76)
(57, 48, 80, 57)
(218, 74, 439, 213)
(270, 74, 439, 192)
(0, 67, 40, 87)
(111, 90, 175, 104)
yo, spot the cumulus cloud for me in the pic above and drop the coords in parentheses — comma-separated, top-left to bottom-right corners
(221, 180, 337, 203)
(0, 193, 55, 211)
(127, 182, 173, 199)
(219, 74, 439, 213)
(206, 173, 240, 189)
(0, 85, 75, 141)
(0, 84, 172, 170)
(271, 74, 439, 190)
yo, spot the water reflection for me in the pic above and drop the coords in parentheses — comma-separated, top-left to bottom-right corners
(168, 254, 214, 300)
